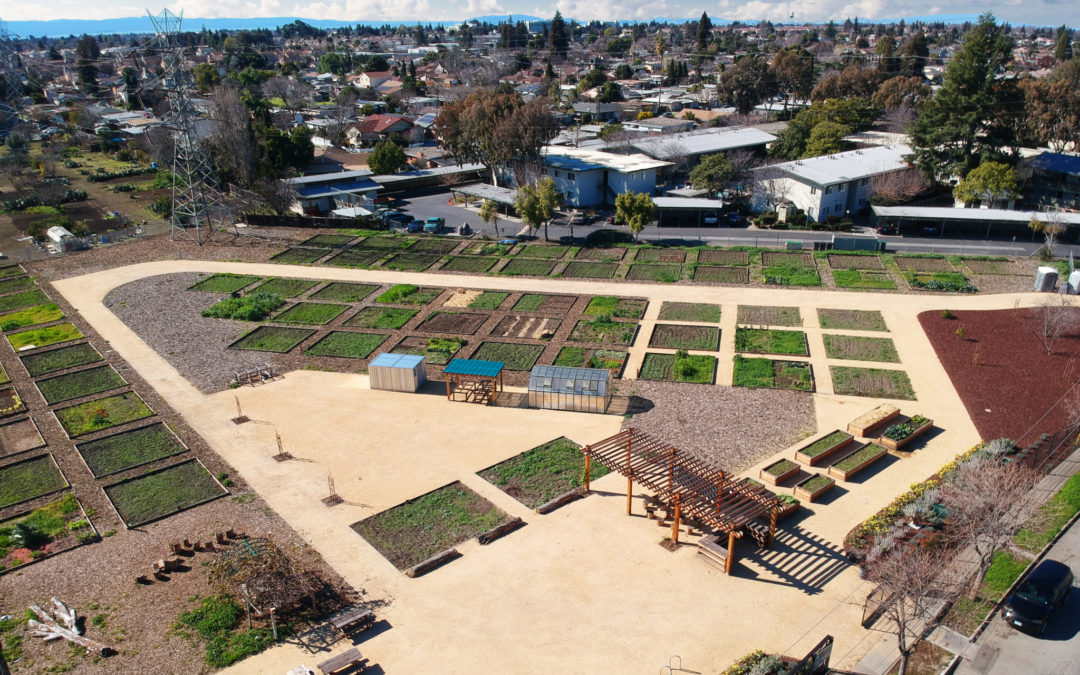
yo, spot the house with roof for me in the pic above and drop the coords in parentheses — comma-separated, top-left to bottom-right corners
(346, 114, 421, 147)
(284, 170, 383, 215)
(539, 147, 673, 208)
(751, 145, 914, 221)
(356, 71, 393, 89)
(1022, 152, 1080, 212)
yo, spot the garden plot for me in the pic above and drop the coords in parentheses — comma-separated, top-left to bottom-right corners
(962, 258, 1024, 275)
(8, 322, 82, 351)
(0, 454, 68, 509)
(562, 262, 618, 279)
(697, 250, 749, 265)
(351, 481, 512, 570)
(639, 352, 716, 384)
(733, 356, 813, 391)
(272, 302, 349, 325)
(762, 265, 821, 287)
(554, 347, 628, 375)
(693, 266, 749, 283)
(269, 248, 328, 265)
(762, 252, 814, 268)
(76, 422, 187, 478)
(104, 459, 227, 528)
(466, 291, 509, 310)
(304, 331, 388, 359)
(0, 303, 64, 331)
(518, 245, 568, 259)
(0, 276, 37, 295)
(36, 364, 127, 404)
(568, 317, 637, 345)
(0, 364, 6, 385)
(54, 391, 154, 437)
(418, 311, 489, 335)
(230, 326, 315, 353)
(831, 366, 916, 400)
(375, 285, 442, 306)
(188, 274, 262, 293)
(463, 242, 514, 256)
(471, 341, 545, 370)
(583, 296, 647, 319)
(500, 258, 557, 276)
(248, 278, 319, 298)
(575, 247, 625, 261)
(390, 336, 464, 365)
(21, 342, 103, 377)
(0, 289, 50, 313)
(490, 315, 561, 340)
(895, 256, 955, 272)
(309, 282, 380, 303)
(735, 328, 809, 356)
(0, 417, 45, 458)
(831, 270, 896, 290)
(382, 252, 442, 272)
(905, 272, 977, 293)
(737, 305, 802, 327)
(634, 248, 686, 263)
(479, 437, 608, 509)
(0, 265, 23, 278)
(409, 238, 461, 255)
(626, 264, 682, 282)
(823, 335, 900, 363)
(649, 324, 720, 350)
(439, 256, 498, 273)
(355, 236, 412, 249)
(827, 254, 885, 270)
(658, 302, 722, 323)
(817, 309, 888, 332)
(0, 494, 94, 573)
(0, 387, 26, 417)
(513, 294, 578, 313)
(299, 233, 356, 248)
(325, 248, 386, 268)
(345, 306, 417, 330)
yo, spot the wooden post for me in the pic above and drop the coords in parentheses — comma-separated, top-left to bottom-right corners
(583, 449, 591, 492)
(671, 494, 681, 545)
(445, 377, 451, 400)
(626, 476, 633, 515)
(725, 530, 736, 574)
(668, 448, 676, 496)
(768, 508, 778, 547)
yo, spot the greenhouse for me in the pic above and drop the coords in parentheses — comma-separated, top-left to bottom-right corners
(528, 365, 612, 413)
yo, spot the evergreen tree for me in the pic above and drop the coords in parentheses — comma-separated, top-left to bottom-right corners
(549, 12, 569, 57)
(1054, 26, 1073, 61)
(696, 12, 712, 51)
(901, 32, 930, 77)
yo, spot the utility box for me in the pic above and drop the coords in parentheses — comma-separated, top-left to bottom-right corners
(1035, 267, 1059, 293)
(368, 353, 425, 392)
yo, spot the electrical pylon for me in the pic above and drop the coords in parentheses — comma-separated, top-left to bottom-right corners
(0, 19, 24, 125)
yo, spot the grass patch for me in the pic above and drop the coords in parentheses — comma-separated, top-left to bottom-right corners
(7, 322, 82, 350)
(823, 335, 900, 363)
(737, 305, 801, 327)
(1015, 472, 1080, 553)
(409, 238, 461, 254)
(188, 274, 262, 293)
(177, 594, 275, 668)
(818, 309, 888, 332)
(833, 443, 886, 472)
(0, 289, 50, 313)
(375, 284, 441, 306)
(105, 460, 226, 527)
(831, 366, 915, 400)
(905, 272, 977, 293)
(345, 306, 417, 329)
(943, 550, 1029, 635)
(733, 355, 812, 391)
(568, 316, 637, 345)
(470, 342, 544, 370)
(54, 391, 154, 437)
(763, 265, 821, 286)
(304, 331, 388, 358)
(650, 324, 719, 350)
(355, 236, 410, 249)
(230, 326, 314, 353)
(22, 343, 102, 377)
(299, 233, 355, 248)
(500, 258, 557, 276)
(832, 269, 896, 290)
(626, 264, 681, 282)
(563, 262, 618, 278)
(0, 276, 36, 295)
(513, 294, 546, 312)
(634, 247, 686, 263)
(800, 431, 853, 458)
(272, 302, 349, 325)
(519, 245, 568, 259)
(382, 252, 441, 271)
(658, 302, 722, 322)
(555, 347, 587, 367)
(269, 247, 327, 264)
(325, 248, 386, 268)
(693, 266, 749, 283)
(202, 293, 284, 321)
(440, 256, 498, 273)
(351, 481, 509, 569)
(469, 291, 508, 309)
(0, 455, 67, 509)
(583, 296, 646, 318)
(248, 278, 319, 298)
(735, 328, 808, 356)
(765, 459, 799, 476)
(639, 352, 716, 383)
(37, 365, 126, 404)
(391, 336, 464, 365)
(77, 423, 186, 477)
(479, 437, 608, 509)
(0, 265, 23, 278)
(0, 303, 63, 331)
(309, 282, 380, 303)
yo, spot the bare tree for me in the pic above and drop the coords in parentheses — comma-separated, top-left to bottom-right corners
(1029, 213, 1066, 259)
(253, 178, 298, 215)
(1032, 295, 1076, 355)
(326, 89, 358, 147)
(939, 457, 1039, 598)
(754, 166, 793, 211)
(872, 168, 927, 204)
(208, 84, 257, 187)
(883, 105, 917, 134)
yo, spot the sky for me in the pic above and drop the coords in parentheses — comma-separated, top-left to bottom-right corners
(0, 0, 1068, 27)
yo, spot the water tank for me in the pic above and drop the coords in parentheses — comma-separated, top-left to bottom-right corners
(1035, 266, 1059, 292)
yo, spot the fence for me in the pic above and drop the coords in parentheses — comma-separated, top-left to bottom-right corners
(242, 213, 383, 230)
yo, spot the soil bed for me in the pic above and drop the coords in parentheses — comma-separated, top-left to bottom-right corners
(77, 422, 188, 478)
(694, 266, 749, 283)
(326, 248, 386, 267)
(104, 460, 226, 527)
(562, 262, 618, 278)
(270, 247, 328, 264)
(248, 277, 319, 298)
(697, 250, 748, 265)
(230, 326, 315, 352)
(658, 302, 722, 322)
(626, 264, 681, 282)
(513, 294, 578, 313)
(575, 247, 624, 260)
(390, 336, 463, 365)
(733, 356, 813, 391)
(36, 364, 127, 404)
(822, 335, 900, 363)
(649, 324, 720, 350)
(635, 248, 686, 263)
(831, 366, 915, 400)
(818, 309, 888, 332)
(418, 311, 489, 334)
(0, 417, 45, 458)
(54, 391, 154, 437)
(346, 306, 417, 329)
(440, 256, 498, 273)
(304, 331, 388, 359)
(489, 315, 561, 340)
(895, 256, 954, 272)
(568, 318, 637, 345)
(470, 342, 544, 370)
(0, 454, 68, 508)
(737, 305, 801, 327)
(479, 437, 607, 509)
(310, 282, 380, 303)
(500, 258, 557, 276)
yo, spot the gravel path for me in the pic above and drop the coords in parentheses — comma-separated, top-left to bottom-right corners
(615, 380, 817, 473)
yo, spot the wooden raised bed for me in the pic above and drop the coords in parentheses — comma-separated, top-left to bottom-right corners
(795, 430, 854, 466)
(775, 498, 800, 520)
(847, 404, 900, 437)
(828, 443, 888, 481)
(760, 458, 800, 486)
(697, 534, 730, 571)
(793, 474, 835, 502)
(879, 416, 934, 451)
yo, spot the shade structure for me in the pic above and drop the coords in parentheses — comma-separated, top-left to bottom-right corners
(528, 365, 612, 413)
(369, 353, 426, 392)
(443, 358, 505, 404)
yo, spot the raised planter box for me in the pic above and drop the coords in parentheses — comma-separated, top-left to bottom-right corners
(847, 404, 900, 437)
(879, 416, 934, 451)
(760, 458, 801, 486)
(697, 534, 729, 570)
(775, 498, 800, 520)
(828, 443, 888, 481)
(793, 473, 835, 503)
(795, 430, 854, 467)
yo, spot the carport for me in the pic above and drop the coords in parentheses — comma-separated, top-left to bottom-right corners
(871, 206, 1080, 240)
(451, 183, 519, 218)
(654, 196, 725, 228)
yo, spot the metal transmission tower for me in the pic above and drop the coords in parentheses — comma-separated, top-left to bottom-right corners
(0, 19, 25, 125)
(148, 8, 229, 244)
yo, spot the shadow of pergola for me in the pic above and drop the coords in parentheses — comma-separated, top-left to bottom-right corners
(733, 524, 851, 595)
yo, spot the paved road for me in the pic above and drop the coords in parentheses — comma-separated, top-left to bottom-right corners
(956, 520, 1080, 675)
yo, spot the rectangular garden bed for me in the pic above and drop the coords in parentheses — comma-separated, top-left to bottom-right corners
(554, 347, 628, 376)
(626, 264, 681, 282)
(464, 242, 514, 256)
(325, 248, 386, 268)
(793, 473, 835, 503)
(440, 256, 498, 273)
(7, 322, 83, 351)
(0, 276, 36, 295)
(513, 294, 578, 313)
(54, 391, 154, 438)
(499, 258, 557, 276)
(693, 266, 749, 283)
(0, 417, 45, 458)
(104, 459, 227, 527)
(732, 356, 813, 391)
(468, 291, 509, 310)
(21, 343, 103, 378)
(735, 328, 808, 356)
(832, 270, 896, 290)
(634, 248, 686, 263)
(489, 315, 561, 340)
(408, 238, 461, 255)
(0, 454, 68, 509)
(759, 458, 800, 486)
(478, 437, 608, 509)
(374, 285, 442, 306)
(36, 365, 127, 404)
(822, 335, 900, 363)
(0, 289, 50, 313)
(0, 387, 25, 417)
(562, 262, 618, 279)
(879, 415, 934, 451)
(0, 494, 95, 574)
(794, 430, 854, 466)
(827, 254, 885, 270)
(418, 311, 489, 335)
(350, 481, 511, 570)
(905, 272, 977, 293)
(299, 233, 356, 248)
(762, 252, 814, 267)
(354, 236, 411, 249)
(568, 318, 637, 345)
(827, 443, 888, 481)
(583, 296, 647, 319)
(518, 245, 568, 259)
(382, 252, 442, 272)
(737, 305, 801, 327)
(249, 278, 319, 298)
(304, 331, 388, 359)
(763, 265, 821, 287)
(229, 326, 315, 353)
(817, 309, 887, 332)
(895, 256, 954, 272)
(0, 303, 64, 331)
(832, 366, 916, 400)
(575, 247, 625, 261)
(309, 282, 380, 303)
(269, 247, 328, 264)
(390, 336, 464, 365)
(962, 258, 1024, 275)
(188, 273, 262, 293)
(76, 422, 188, 478)
(639, 352, 716, 384)
(657, 302, 721, 323)
(272, 302, 349, 325)
(697, 250, 749, 265)
(649, 324, 720, 350)
(344, 306, 417, 330)
(846, 404, 901, 436)
(470, 342, 545, 370)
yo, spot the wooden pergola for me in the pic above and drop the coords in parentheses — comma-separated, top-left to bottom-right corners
(443, 358, 505, 405)
(581, 428, 781, 574)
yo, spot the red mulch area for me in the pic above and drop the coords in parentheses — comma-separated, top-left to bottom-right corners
(919, 307, 1080, 449)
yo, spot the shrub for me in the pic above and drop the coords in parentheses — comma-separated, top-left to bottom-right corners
(150, 195, 172, 217)
(941, 309, 955, 320)
(202, 293, 284, 321)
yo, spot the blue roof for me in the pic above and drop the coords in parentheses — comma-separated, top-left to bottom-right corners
(443, 358, 504, 377)
(370, 353, 424, 369)
(1030, 152, 1080, 177)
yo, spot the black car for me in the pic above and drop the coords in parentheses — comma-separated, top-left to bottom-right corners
(1002, 559, 1074, 634)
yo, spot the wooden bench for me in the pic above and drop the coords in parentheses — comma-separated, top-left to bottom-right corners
(331, 608, 374, 635)
(317, 647, 364, 674)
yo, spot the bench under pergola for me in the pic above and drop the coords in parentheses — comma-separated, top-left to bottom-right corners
(581, 428, 781, 574)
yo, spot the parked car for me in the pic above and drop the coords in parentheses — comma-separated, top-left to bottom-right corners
(567, 212, 591, 226)
(876, 224, 898, 235)
(383, 211, 412, 225)
(407, 220, 424, 233)
(424, 217, 445, 234)
(1002, 559, 1073, 634)
(703, 210, 719, 225)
